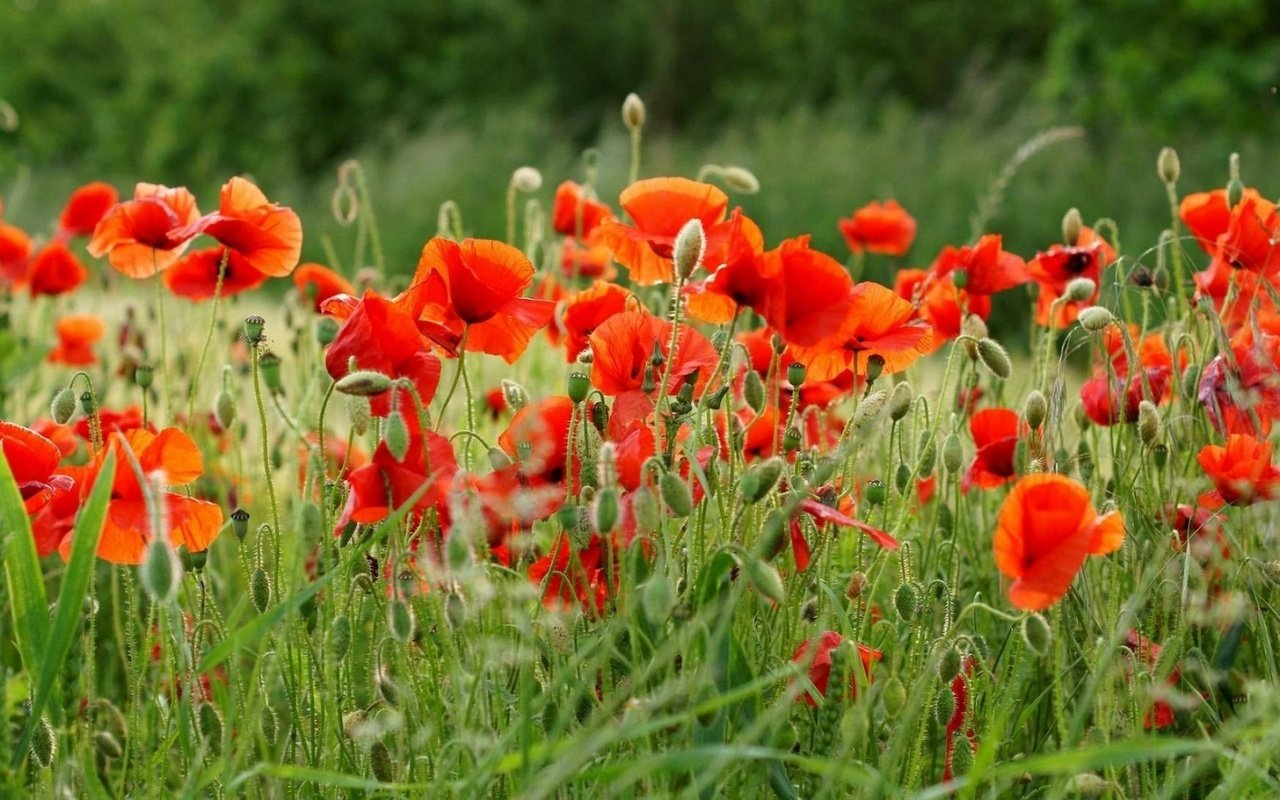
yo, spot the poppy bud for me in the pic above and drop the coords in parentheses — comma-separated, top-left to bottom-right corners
(864, 479, 887, 506)
(244, 315, 266, 345)
(937, 643, 962, 682)
(880, 676, 907, 715)
(741, 457, 784, 504)
(486, 446, 513, 472)
(888, 381, 913, 421)
(632, 485, 662, 532)
(942, 433, 963, 474)
(1158, 146, 1180, 184)
(141, 537, 181, 603)
(260, 706, 279, 745)
(79, 390, 96, 416)
(370, 741, 394, 782)
(197, 703, 223, 752)
(621, 93, 646, 131)
(916, 433, 937, 475)
(250, 566, 272, 613)
(1021, 612, 1051, 657)
(641, 574, 675, 625)
(597, 442, 618, 490)
(1262, 561, 1280, 584)
(134, 363, 155, 389)
(177, 546, 207, 573)
(1227, 158, 1244, 208)
(673, 218, 706, 280)
(677, 380, 695, 406)
(50, 387, 77, 424)
(778, 426, 799, 452)
(893, 581, 922, 621)
(1137, 400, 1161, 447)
(865, 354, 886, 384)
(499, 379, 529, 412)
(744, 556, 786, 605)
(744, 370, 766, 413)
(933, 684, 956, 727)
(720, 165, 761, 195)
(703, 385, 729, 411)
(329, 614, 352, 660)
(756, 508, 788, 561)
(1152, 443, 1168, 469)
(260, 351, 283, 394)
(376, 668, 400, 707)
(383, 411, 409, 462)
(213, 390, 235, 431)
(95, 729, 124, 759)
(951, 737, 974, 776)
(30, 716, 55, 768)
(1065, 774, 1111, 797)
(660, 471, 691, 514)
(590, 400, 609, 433)
(937, 502, 953, 536)
(345, 394, 371, 436)
(845, 570, 868, 600)
(388, 599, 415, 643)
(641, 365, 657, 394)
(1062, 207, 1083, 246)
(1061, 277, 1095, 305)
(510, 166, 542, 193)
(315, 317, 339, 346)
(787, 362, 806, 389)
(1077, 306, 1114, 332)
(336, 370, 392, 397)
(1023, 390, 1048, 430)
(593, 487, 620, 533)
(894, 461, 911, 493)
(852, 389, 888, 431)
(976, 338, 1012, 380)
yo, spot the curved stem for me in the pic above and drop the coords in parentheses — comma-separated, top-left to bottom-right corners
(186, 248, 229, 427)
(434, 327, 471, 433)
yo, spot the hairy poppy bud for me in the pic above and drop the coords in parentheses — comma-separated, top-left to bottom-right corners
(51, 386, 77, 424)
(960, 315, 987, 360)
(845, 570, 868, 600)
(933, 685, 956, 727)
(141, 537, 181, 603)
(937, 643, 962, 682)
(388, 599, 415, 643)
(383, 410, 409, 462)
(597, 442, 618, 490)
(1023, 390, 1048, 430)
(214, 390, 235, 431)
(1021, 612, 1051, 657)
(1064, 277, 1096, 303)
(197, 703, 223, 752)
(894, 462, 911, 493)
(942, 432, 963, 474)
(641, 574, 675, 625)
(622, 93, 646, 131)
(244, 315, 266, 345)
(487, 447, 513, 472)
(893, 581, 922, 621)
(1077, 306, 1114, 332)
(95, 729, 124, 759)
(510, 166, 542, 193)
(888, 381, 913, 421)
(134, 363, 155, 389)
(673, 218, 706, 280)
(721, 165, 760, 194)
(756, 508, 788, 561)
(30, 716, 55, 768)
(336, 370, 392, 397)
(501, 379, 529, 411)
(593, 487, 620, 533)
(1062, 207, 1083, 246)
(1158, 146, 1180, 184)
(1137, 400, 1161, 447)
(744, 556, 786, 605)
(315, 317, 339, 346)
(787, 362, 806, 389)
(916, 433, 937, 475)
(951, 737, 974, 776)
(250, 566, 271, 613)
(345, 394, 371, 436)
(881, 676, 907, 715)
(852, 389, 888, 431)
(329, 614, 352, 660)
(741, 457, 784, 504)
(1227, 153, 1243, 207)
(632, 485, 662, 532)
(976, 338, 1012, 380)
(259, 351, 283, 394)
(744, 370, 766, 413)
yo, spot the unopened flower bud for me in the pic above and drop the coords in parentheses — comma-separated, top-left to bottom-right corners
(141, 537, 181, 603)
(1062, 207, 1083, 246)
(95, 729, 124, 759)
(197, 703, 223, 752)
(893, 581, 922, 621)
(370, 741, 394, 782)
(881, 676, 907, 715)
(1023, 390, 1048, 430)
(79, 391, 96, 416)
(622, 93, 646, 131)
(845, 571, 868, 600)
(673, 218, 706, 280)
(501, 379, 529, 411)
(1158, 146, 1180, 184)
(1137, 400, 1161, 447)
(250, 566, 271, 613)
(1021, 612, 1051, 657)
(1064, 277, 1096, 303)
(29, 716, 55, 768)
(659, 471, 693, 517)
(510, 166, 542, 193)
(851, 389, 888, 431)
(888, 381, 913, 421)
(937, 644, 962, 682)
(933, 685, 956, 727)
(976, 338, 1012, 380)
(336, 370, 392, 397)
(214, 390, 235, 430)
(961, 315, 987, 359)
(1065, 774, 1111, 797)
(593, 487, 620, 533)
(51, 387, 77, 424)
(721, 165, 760, 194)
(744, 556, 786, 605)
(942, 433, 963, 474)
(259, 351, 283, 394)
(388, 599, 415, 643)
(315, 317, 339, 346)
(1077, 306, 1114, 332)
(740, 457, 784, 504)
(744, 370, 766, 413)
(383, 410, 409, 462)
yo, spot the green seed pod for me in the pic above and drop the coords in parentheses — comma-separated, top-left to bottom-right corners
(590, 400, 609, 432)
(329, 614, 352, 660)
(230, 508, 250, 541)
(888, 381, 913, 421)
(244, 315, 266, 345)
(250, 566, 272, 613)
(51, 387, 78, 424)
(1023, 390, 1048, 430)
(79, 390, 96, 416)
(865, 354, 886, 384)
(741, 457, 784, 504)
(134, 363, 155, 389)
(383, 410, 409, 462)
(30, 716, 55, 768)
(1022, 612, 1052, 657)
(880, 676, 907, 715)
(704, 385, 729, 410)
(782, 426, 801, 452)
(197, 703, 223, 752)
(950, 735, 974, 776)
(937, 644, 962, 682)
(1064, 277, 1097, 303)
(934, 685, 956, 727)
(315, 316, 339, 346)
(141, 538, 181, 603)
(593, 487, 620, 533)
(567, 371, 591, 404)
(744, 370, 766, 413)
(1152, 443, 1168, 469)
(942, 432, 963, 474)
(335, 370, 393, 397)
(388, 599, 415, 643)
(260, 706, 279, 745)
(673, 218, 706, 280)
(976, 338, 1012, 380)
(259, 351, 283, 394)
(744, 556, 786, 605)
(787, 362, 806, 389)
(632, 485, 662, 532)
(370, 740, 394, 783)
(893, 581, 922, 622)
(721, 165, 760, 194)
(864, 479, 887, 506)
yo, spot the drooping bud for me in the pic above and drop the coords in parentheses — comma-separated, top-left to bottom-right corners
(942, 433, 963, 474)
(1137, 400, 1161, 447)
(744, 370, 766, 413)
(214, 390, 235, 431)
(721, 165, 760, 194)
(346, 394, 371, 435)
(197, 703, 223, 752)
(893, 581, 922, 621)
(79, 391, 96, 416)
(1062, 207, 1083, 246)
(673, 218, 706, 280)
(1077, 306, 1114, 332)
(744, 556, 786, 605)
(141, 537, 181, 603)
(976, 338, 1012, 380)
(510, 166, 542, 193)
(881, 676, 907, 715)
(1021, 612, 1052, 657)
(851, 389, 888, 431)
(1065, 276, 1096, 303)
(593, 487, 620, 534)
(621, 93, 646, 131)
(740, 457, 784, 504)
(370, 740, 394, 782)
(1023, 390, 1048, 430)
(383, 410, 409, 462)
(51, 387, 77, 424)
(632, 485, 662, 532)
(250, 566, 272, 613)
(336, 370, 392, 397)
(1157, 146, 1180, 184)
(888, 381, 913, 421)
(657, 470, 692, 517)
(387, 599, 415, 643)
(95, 729, 124, 759)
(937, 644, 962, 682)
(501, 379, 529, 411)
(487, 447, 513, 472)
(933, 684, 956, 727)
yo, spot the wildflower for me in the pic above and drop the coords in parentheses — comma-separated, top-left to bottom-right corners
(164, 247, 269, 300)
(1126, 630, 1181, 729)
(790, 631, 882, 706)
(0, 421, 76, 554)
(57, 181, 119, 241)
(1197, 327, 1280, 436)
(894, 268, 991, 352)
(339, 426, 457, 526)
(176, 177, 303, 277)
(587, 310, 717, 397)
(293, 263, 355, 311)
(49, 315, 105, 365)
(27, 241, 88, 297)
(838, 200, 917, 256)
(683, 209, 768, 323)
(0, 221, 32, 283)
(1028, 227, 1116, 328)
(757, 236, 857, 351)
(551, 181, 613, 237)
(1180, 187, 1280, 274)
(927, 234, 1030, 296)
(88, 183, 200, 277)
(1080, 326, 1177, 426)
(1197, 434, 1280, 509)
(558, 280, 633, 362)
(597, 177, 731, 285)
(790, 282, 934, 381)
(962, 408, 1021, 492)
(993, 473, 1124, 611)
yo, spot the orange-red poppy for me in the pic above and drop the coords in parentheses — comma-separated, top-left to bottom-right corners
(962, 408, 1020, 492)
(684, 209, 769, 324)
(164, 247, 268, 300)
(928, 234, 1030, 296)
(88, 183, 200, 277)
(1197, 433, 1280, 509)
(1126, 630, 1181, 730)
(49, 315, 105, 365)
(790, 631, 882, 706)
(1029, 227, 1115, 328)
(558, 280, 633, 362)
(340, 426, 457, 526)
(0, 420, 75, 522)
(993, 473, 1124, 611)
(498, 396, 576, 485)
(0, 222, 32, 284)
(559, 231, 616, 280)
(56, 428, 223, 564)
(1198, 328, 1280, 436)
(27, 241, 88, 297)
(597, 177, 730, 285)
(1180, 188, 1280, 273)
(409, 237, 555, 363)
(552, 181, 614, 237)
(1080, 327, 1177, 426)
(177, 177, 302, 278)
(757, 236, 857, 351)
(587, 310, 718, 397)
(894, 268, 991, 352)
(58, 181, 119, 240)
(294, 263, 356, 311)
(790, 282, 934, 381)
(838, 199, 916, 256)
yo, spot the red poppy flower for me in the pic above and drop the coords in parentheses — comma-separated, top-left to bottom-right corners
(58, 182, 119, 240)
(1180, 188, 1280, 273)
(787, 492, 899, 572)
(790, 631, 882, 706)
(928, 234, 1030, 296)
(943, 656, 977, 781)
(0, 421, 75, 532)
(49, 315, 105, 365)
(27, 242, 88, 297)
(529, 532, 641, 616)
(55, 428, 223, 564)
(409, 237, 555, 363)
(484, 388, 507, 421)
(294, 263, 355, 311)
(174, 177, 302, 278)
(324, 289, 443, 417)
(1029, 227, 1115, 328)
(790, 282, 934, 381)
(340, 426, 457, 526)
(1198, 328, 1280, 436)
(552, 181, 614, 237)
(962, 408, 1021, 492)
(684, 209, 769, 324)
(1080, 327, 1176, 426)
(895, 268, 991, 352)
(838, 200, 917, 256)
(559, 280, 633, 362)
(0, 222, 33, 284)
(164, 247, 269, 300)
(757, 236, 857, 351)
(31, 419, 76, 457)
(1126, 630, 1181, 730)
(1197, 434, 1280, 509)
(597, 177, 730, 285)
(587, 310, 718, 397)
(559, 231, 616, 280)
(88, 183, 200, 277)
(498, 396, 576, 485)
(993, 473, 1124, 611)
(74, 407, 152, 441)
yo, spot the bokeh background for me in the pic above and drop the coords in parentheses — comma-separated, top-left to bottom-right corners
(3, 0, 1280, 287)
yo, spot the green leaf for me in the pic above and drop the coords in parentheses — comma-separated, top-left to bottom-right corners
(12, 450, 114, 767)
(0, 442, 49, 676)
(228, 763, 430, 793)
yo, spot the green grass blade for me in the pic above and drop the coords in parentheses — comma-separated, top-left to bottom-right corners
(12, 450, 114, 767)
(0, 444, 49, 676)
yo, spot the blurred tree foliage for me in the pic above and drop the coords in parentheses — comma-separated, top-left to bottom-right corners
(1, 0, 1277, 186)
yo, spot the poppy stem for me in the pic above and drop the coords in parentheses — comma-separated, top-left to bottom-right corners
(434, 327, 472, 449)
(154, 262, 171, 424)
(186, 249, 229, 428)
(250, 341, 282, 579)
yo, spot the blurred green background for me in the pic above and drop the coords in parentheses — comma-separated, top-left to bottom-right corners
(2, 0, 1279, 284)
